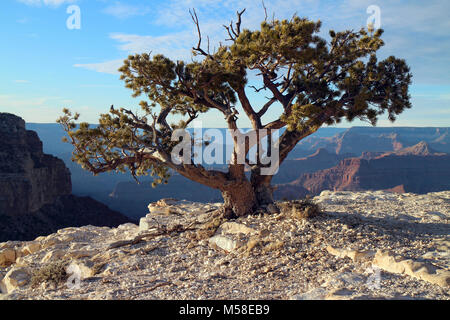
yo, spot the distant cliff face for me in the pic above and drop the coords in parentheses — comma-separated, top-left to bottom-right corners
(335, 131, 404, 155)
(0, 114, 71, 216)
(273, 148, 350, 184)
(336, 127, 450, 155)
(295, 127, 450, 157)
(0, 113, 130, 241)
(275, 142, 450, 199)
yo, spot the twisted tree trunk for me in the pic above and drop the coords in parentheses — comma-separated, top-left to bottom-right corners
(251, 173, 275, 206)
(221, 181, 256, 218)
(220, 171, 276, 218)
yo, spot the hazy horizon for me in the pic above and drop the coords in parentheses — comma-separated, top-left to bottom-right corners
(24, 122, 450, 128)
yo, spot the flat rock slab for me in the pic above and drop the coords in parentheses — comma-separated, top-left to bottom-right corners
(0, 191, 449, 300)
(219, 222, 257, 236)
(373, 250, 450, 288)
(209, 235, 244, 252)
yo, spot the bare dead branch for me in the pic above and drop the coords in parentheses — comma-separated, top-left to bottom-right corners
(223, 8, 246, 42)
(235, 9, 246, 34)
(262, 0, 268, 21)
(189, 8, 212, 58)
(224, 25, 236, 41)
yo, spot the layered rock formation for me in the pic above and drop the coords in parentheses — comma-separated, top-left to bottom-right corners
(295, 127, 450, 157)
(379, 140, 445, 157)
(273, 148, 351, 184)
(0, 114, 71, 216)
(0, 113, 130, 242)
(275, 142, 450, 199)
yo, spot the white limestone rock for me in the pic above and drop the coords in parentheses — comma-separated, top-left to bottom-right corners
(326, 246, 375, 262)
(0, 249, 16, 267)
(373, 250, 450, 288)
(219, 222, 257, 236)
(0, 267, 30, 294)
(21, 242, 41, 256)
(209, 235, 243, 252)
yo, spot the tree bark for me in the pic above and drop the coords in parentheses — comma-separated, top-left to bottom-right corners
(220, 180, 256, 218)
(220, 174, 277, 218)
(253, 181, 275, 206)
(251, 172, 274, 206)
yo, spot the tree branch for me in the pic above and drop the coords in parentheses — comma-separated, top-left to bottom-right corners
(236, 85, 262, 129)
(190, 8, 214, 59)
(257, 97, 277, 117)
(223, 8, 246, 42)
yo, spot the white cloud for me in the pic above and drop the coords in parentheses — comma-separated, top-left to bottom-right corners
(70, 0, 358, 76)
(13, 80, 30, 84)
(103, 2, 150, 19)
(74, 31, 195, 74)
(110, 32, 194, 58)
(74, 0, 450, 85)
(0, 94, 100, 123)
(16, 0, 78, 7)
(74, 59, 124, 75)
(343, 0, 450, 36)
(412, 92, 450, 101)
(0, 94, 60, 108)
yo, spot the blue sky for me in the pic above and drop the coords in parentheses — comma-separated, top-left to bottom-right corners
(0, 0, 449, 127)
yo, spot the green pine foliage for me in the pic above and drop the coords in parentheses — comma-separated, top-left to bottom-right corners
(57, 10, 412, 192)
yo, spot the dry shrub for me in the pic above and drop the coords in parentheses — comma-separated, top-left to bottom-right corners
(188, 214, 225, 241)
(240, 237, 265, 257)
(263, 240, 285, 253)
(31, 261, 68, 288)
(279, 197, 322, 220)
(246, 237, 262, 253)
(243, 237, 285, 256)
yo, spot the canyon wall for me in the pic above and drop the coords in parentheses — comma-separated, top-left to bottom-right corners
(0, 113, 130, 241)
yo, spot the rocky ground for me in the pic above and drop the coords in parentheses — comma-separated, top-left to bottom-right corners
(0, 191, 449, 300)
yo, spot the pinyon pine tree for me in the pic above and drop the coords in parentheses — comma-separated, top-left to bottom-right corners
(58, 9, 412, 218)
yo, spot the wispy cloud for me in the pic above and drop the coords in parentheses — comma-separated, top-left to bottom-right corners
(0, 94, 59, 108)
(69, 0, 366, 76)
(13, 80, 30, 84)
(74, 0, 450, 86)
(412, 93, 450, 101)
(343, 0, 450, 36)
(74, 31, 195, 74)
(16, 0, 78, 7)
(74, 59, 124, 75)
(0, 94, 99, 123)
(110, 32, 194, 58)
(103, 2, 150, 19)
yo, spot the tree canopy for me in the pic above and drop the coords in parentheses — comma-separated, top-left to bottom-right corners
(58, 9, 412, 217)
